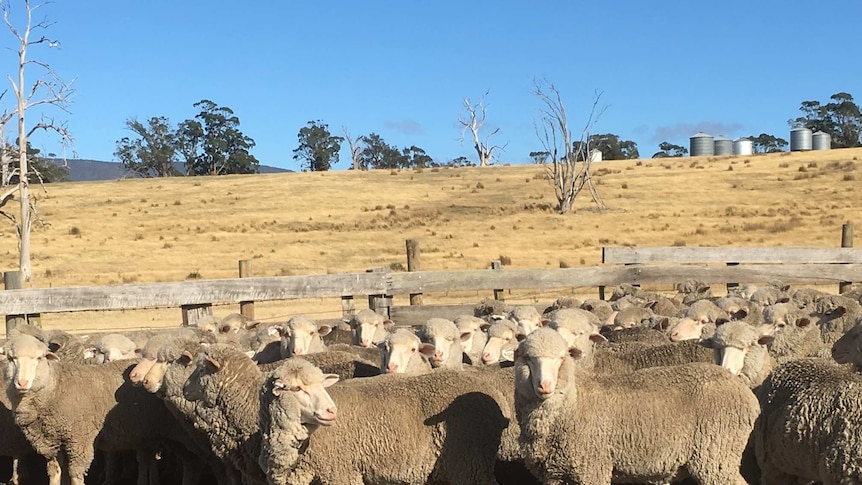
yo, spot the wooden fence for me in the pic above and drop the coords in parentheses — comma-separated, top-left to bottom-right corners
(3, 227, 860, 331)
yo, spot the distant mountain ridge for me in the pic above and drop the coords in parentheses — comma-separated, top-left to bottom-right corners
(51, 159, 291, 182)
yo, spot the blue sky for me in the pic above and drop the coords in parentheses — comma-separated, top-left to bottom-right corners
(6, 0, 861, 171)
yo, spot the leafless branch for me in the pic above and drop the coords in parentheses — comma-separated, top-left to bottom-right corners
(458, 90, 505, 166)
(342, 126, 363, 170)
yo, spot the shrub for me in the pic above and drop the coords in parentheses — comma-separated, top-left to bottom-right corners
(499, 255, 512, 266)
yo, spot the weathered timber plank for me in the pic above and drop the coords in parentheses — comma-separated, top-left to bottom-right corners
(602, 247, 862, 264)
(0, 273, 389, 314)
(3, 265, 862, 315)
(389, 302, 551, 327)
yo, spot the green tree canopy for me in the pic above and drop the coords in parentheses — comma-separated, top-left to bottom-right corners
(749, 133, 788, 153)
(652, 141, 688, 158)
(180, 100, 260, 175)
(114, 117, 180, 178)
(529, 151, 551, 164)
(293, 120, 343, 172)
(358, 133, 403, 170)
(789, 92, 862, 148)
(588, 133, 639, 160)
(401, 145, 433, 169)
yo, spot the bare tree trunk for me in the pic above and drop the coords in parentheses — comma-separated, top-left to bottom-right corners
(16, 14, 31, 281)
(459, 91, 506, 167)
(343, 127, 362, 170)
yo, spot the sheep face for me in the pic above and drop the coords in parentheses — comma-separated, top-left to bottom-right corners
(417, 319, 462, 368)
(481, 320, 521, 365)
(508, 306, 543, 336)
(454, 315, 486, 353)
(142, 361, 169, 393)
(183, 353, 222, 404)
(4, 334, 58, 394)
(129, 358, 157, 385)
(282, 317, 332, 357)
(709, 321, 774, 376)
(669, 317, 706, 342)
(378, 329, 434, 374)
(270, 364, 339, 426)
(514, 328, 574, 400)
(349, 309, 392, 348)
(552, 326, 606, 362)
(832, 319, 862, 366)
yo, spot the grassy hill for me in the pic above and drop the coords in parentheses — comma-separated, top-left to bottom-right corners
(4, 148, 861, 333)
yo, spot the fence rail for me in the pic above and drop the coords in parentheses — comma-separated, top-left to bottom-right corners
(2, 225, 859, 330)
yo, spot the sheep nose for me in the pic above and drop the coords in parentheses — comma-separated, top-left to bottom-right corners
(292, 348, 302, 356)
(15, 378, 30, 390)
(482, 352, 495, 363)
(670, 332, 680, 341)
(360, 339, 369, 347)
(538, 380, 553, 395)
(386, 363, 399, 373)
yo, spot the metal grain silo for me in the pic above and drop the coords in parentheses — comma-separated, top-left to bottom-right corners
(812, 131, 832, 150)
(690, 132, 714, 157)
(713, 135, 733, 156)
(790, 127, 813, 151)
(733, 137, 753, 155)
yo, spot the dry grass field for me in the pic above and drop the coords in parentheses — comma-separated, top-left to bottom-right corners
(1, 147, 860, 334)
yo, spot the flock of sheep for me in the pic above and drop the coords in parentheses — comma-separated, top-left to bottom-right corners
(2, 279, 862, 485)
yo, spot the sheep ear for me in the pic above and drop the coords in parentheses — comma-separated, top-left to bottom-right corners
(418, 343, 437, 357)
(757, 335, 775, 346)
(515, 332, 527, 342)
(540, 318, 551, 327)
(177, 352, 194, 366)
(796, 317, 812, 328)
(479, 322, 492, 332)
(45, 352, 59, 361)
(500, 349, 515, 362)
(322, 374, 339, 388)
(272, 379, 286, 396)
(568, 347, 583, 359)
(204, 356, 221, 371)
(777, 296, 790, 303)
(731, 309, 748, 320)
(459, 332, 473, 342)
(317, 325, 333, 337)
(267, 326, 284, 337)
(715, 317, 730, 326)
(589, 333, 607, 343)
(656, 317, 670, 331)
(834, 306, 848, 317)
(382, 320, 394, 329)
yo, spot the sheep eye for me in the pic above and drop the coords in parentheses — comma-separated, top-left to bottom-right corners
(410, 347, 416, 353)
(290, 386, 303, 393)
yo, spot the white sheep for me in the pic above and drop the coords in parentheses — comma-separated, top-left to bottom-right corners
(754, 357, 862, 484)
(480, 319, 522, 365)
(454, 314, 489, 365)
(347, 308, 392, 348)
(377, 328, 434, 374)
(514, 328, 759, 485)
(82, 333, 139, 363)
(416, 318, 465, 369)
(706, 320, 776, 390)
(507, 305, 544, 336)
(278, 315, 332, 357)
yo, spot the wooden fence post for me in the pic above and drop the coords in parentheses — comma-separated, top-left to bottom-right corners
(341, 296, 356, 321)
(238, 260, 255, 320)
(181, 304, 213, 326)
(366, 267, 392, 318)
(840, 223, 854, 294)
(406, 239, 423, 305)
(491, 260, 504, 301)
(4, 271, 39, 333)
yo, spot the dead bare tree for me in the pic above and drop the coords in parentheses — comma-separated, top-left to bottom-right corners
(1, 0, 74, 281)
(458, 90, 506, 166)
(533, 79, 606, 214)
(342, 126, 363, 170)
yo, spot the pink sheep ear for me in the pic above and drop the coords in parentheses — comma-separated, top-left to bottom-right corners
(418, 343, 437, 357)
(515, 332, 527, 342)
(204, 356, 221, 371)
(589, 333, 608, 343)
(540, 318, 551, 327)
(383, 320, 395, 330)
(459, 332, 473, 342)
(317, 325, 333, 337)
(45, 352, 59, 361)
(479, 322, 492, 332)
(568, 347, 583, 359)
(757, 335, 775, 346)
(322, 374, 339, 388)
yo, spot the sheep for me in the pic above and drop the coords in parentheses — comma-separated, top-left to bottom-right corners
(11, 325, 88, 364)
(668, 299, 730, 342)
(754, 357, 862, 484)
(480, 319, 522, 365)
(258, 359, 510, 485)
(706, 320, 776, 390)
(579, 298, 615, 323)
(541, 296, 581, 315)
(644, 295, 686, 317)
(181, 344, 271, 484)
(611, 306, 655, 329)
(416, 318, 465, 369)
(600, 325, 673, 345)
(592, 339, 715, 374)
(454, 314, 489, 365)
(4, 333, 195, 485)
(278, 315, 332, 357)
(675, 279, 714, 304)
(474, 298, 510, 320)
(831, 317, 862, 370)
(190, 314, 223, 334)
(546, 309, 606, 363)
(378, 328, 434, 374)
(83, 333, 139, 363)
(508, 305, 544, 336)
(0, 356, 45, 485)
(748, 283, 791, 308)
(812, 294, 862, 345)
(346, 308, 392, 348)
(763, 302, 827, 362)
(714, 296, 763, 325)
(514, 328, 759, 485)
(790, 286, 831, 309)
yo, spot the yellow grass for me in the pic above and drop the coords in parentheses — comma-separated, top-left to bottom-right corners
(1, 148, 860, 334)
